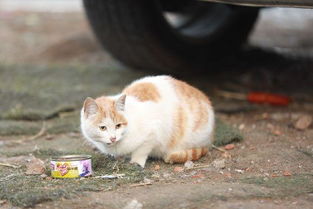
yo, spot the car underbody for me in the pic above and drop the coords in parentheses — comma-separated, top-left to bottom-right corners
(199, 0, 313, 8)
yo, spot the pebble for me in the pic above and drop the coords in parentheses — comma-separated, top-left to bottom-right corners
(234, 169, 244, 174)
(294, 115, 312, 130)
(154, 164, 160, 170)
(123, 199, 143, 209)
(224, 144, 235, 150)
(143, 177, 153, 184)
(283, 171, 292, 176)
(212, 159, 226, 169)
(184, 160, 194, 169)
(173, 166, 184, 172)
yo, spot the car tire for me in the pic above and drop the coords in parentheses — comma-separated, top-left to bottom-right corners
(83, 0, 259, 73)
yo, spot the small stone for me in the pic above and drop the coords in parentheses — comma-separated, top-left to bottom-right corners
(123, 199, 143, 209)
(283, 171, 292, 176)
(294, 115, 312, 130)
(163, 172, 171, 178)
(239, 124, 245, 130)
(224, 144, 235, 150)
(272, 130, 282, 136)
(143, 177, 153, 184)
(0, 200, 7, 205)
(212, 159, 226, 169)
(40, 173, 48, 178)
(173, 166, 184, 172)
(271, 173, 279, 177)
(154, 164, 160, 170)
(234, 169, 244, 174)
(184, 160, 194, 169)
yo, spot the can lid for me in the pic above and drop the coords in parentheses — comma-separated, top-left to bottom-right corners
(51, 155, 92, 161)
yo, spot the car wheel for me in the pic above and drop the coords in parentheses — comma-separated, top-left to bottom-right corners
(83, 0, 259, 73)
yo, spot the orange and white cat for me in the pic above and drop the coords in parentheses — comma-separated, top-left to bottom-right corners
(81, 76, 214, 168)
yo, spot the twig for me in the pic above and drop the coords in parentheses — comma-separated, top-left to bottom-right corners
(212, 144, 226, 153)
(112, 161, 119, 172)
(93, 174, 125, 179)
(26, 121, 46, 141)
(215, 90, 246, 100)
(130, 182, 152, 187)
(0, 162, 20, 169)
(186, 164, 211, 170)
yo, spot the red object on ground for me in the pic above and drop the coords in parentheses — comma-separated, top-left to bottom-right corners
(247, 92, 291, 106)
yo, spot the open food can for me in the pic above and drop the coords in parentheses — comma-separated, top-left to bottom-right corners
(51, 155, 92, 178)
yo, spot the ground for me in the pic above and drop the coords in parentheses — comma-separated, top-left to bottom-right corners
(0, 4, 313, 209)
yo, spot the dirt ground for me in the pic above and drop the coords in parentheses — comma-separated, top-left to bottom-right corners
(0, 4, 313, 209)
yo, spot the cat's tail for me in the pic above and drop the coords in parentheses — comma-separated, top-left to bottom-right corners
(164, 147, 208, 164)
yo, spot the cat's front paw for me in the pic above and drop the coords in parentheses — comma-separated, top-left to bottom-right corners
(130, 160, 145, 169)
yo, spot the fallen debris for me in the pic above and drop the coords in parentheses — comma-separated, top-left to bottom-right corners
(173, 166, 184, 172)
(294, 115, 312, 130)
(26, 121, 46, 141)
(212, 159, 226, 169)
(130, 182, 152, 187)
(25, 157, 46, 175)
(0, 162, 20, 169)
(283, 171, 292, 176)
(272, 173, 279, 178)
(191, 174, 205, 178)
(212, 144, 226, 152)
(0, 200, 7, 206)
(154, 164, 160, 171)
(222, 152, 232, 159)
(272, 130, 282, 136)
(93, 174, 125, 179)
(184, 161, 194, 169)
(123, 199, 143, 209)
(216, 90, 291, 106)
(143, 177, 153, 184)
(234, 169, 244, 174)
(224, 144, 235, 150)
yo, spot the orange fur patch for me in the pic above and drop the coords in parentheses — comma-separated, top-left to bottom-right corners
(168, 105, 186, 149)
(123, 82, 160, 102)
(170, 78, 211, 132)
(166, 147, 208, 163)
(93, 97, 127, 125)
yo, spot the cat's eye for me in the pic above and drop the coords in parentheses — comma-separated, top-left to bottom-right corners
(115, 124, 122, 129)
(99, 126, 107, 131)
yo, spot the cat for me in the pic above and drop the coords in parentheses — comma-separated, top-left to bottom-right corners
(81, 75, 214, 168)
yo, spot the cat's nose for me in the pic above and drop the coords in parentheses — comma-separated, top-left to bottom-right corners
(110, 137, 116, 142)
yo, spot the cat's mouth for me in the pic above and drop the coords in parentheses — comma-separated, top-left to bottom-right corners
(105, 141, 119, 146)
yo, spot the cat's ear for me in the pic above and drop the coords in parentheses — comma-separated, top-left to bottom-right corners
(116, 94, 126, 111)
(83, 97, 98, 118)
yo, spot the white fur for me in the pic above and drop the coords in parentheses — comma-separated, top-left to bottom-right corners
(81, 76, 215, 167)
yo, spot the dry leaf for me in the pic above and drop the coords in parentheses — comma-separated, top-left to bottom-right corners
(271, 173, 279, 178)
(224, 144, 235, 150)
(283, 171, 292, 176)
(25, 157, 45, 175)
(173, 166, 184, 172)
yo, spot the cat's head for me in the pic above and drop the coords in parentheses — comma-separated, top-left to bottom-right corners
(81, 94, 127, 146)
